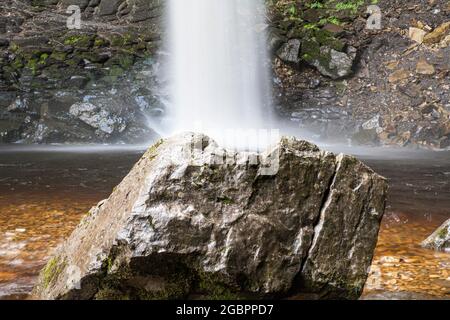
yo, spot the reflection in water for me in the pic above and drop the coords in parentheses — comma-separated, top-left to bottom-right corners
(0, 147, 449, 299)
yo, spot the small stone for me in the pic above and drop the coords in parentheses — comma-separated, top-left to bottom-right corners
(440, 35, 450, 48)
(416, 58, 435, 75)
(97, 0, 123, 16)
(323, 24, 344, 35)
(385, 60, 399, 70)
(362, 115, 383, 133)
(308, 46, 355, 80)
(277, 39, 301, 64)
(388, 69, 410, 83)
(423, 22, 450, 44)
(408, 27, 427, 44)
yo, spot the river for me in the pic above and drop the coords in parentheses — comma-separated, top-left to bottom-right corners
(0, 145, 449, 299)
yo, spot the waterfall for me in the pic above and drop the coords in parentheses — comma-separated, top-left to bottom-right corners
(166, 0, 274, 150)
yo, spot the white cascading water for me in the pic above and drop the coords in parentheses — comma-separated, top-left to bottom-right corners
(166, 0, 275, 150)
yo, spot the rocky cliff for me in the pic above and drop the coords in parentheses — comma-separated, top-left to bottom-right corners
(0, 0, 163, 143)
(268, 0, 450, 149)
(1, 0, 449, 148)
(32, 133, 388, 300)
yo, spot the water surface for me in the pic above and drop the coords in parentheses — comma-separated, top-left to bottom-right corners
(0, 145, 448, 299)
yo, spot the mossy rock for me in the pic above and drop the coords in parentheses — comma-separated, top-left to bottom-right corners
(301, 38, 323, 63)
(108, 65, 125, 77)
(64, 34, 95, 48)
(94, 37, 109, 48)
(314, 29, 345, 51)
(80, 52, 109, 64)
(195, 271, 243, 300)
(110, 33, 138, 47)
(50, 51, 68, 62)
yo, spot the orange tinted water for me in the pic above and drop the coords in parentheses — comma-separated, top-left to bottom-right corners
(0, 147, 449, 299)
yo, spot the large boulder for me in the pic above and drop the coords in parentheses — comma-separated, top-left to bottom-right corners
(32, 133, 388, 300)
(422, 219, 450, 252)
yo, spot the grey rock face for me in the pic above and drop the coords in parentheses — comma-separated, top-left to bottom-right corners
(422, 219, 450, 252)
(277, 39, 301, 64)
(32, 133, 387, 300)
(97, 0, 124, 16)
(60, 0, 90, 10)
(309, 46, 356, 80)
(69, 102, 126, 135)
(267, 27, 286, 53)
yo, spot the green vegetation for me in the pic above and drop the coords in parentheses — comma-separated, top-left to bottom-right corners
(334, 0, 364, 14)
(267, 0, 372, 65)
(438, 227, 448, 239)
(64, 34, 95, 47)
(42, 256, 66, 289)
(197, 271, 242, 300)
(146, 138, 164, 159)
(217, 196, 234, 205)
(267, 0, 371, 27)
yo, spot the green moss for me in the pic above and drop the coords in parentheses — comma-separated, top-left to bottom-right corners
(147, 216, 155, 229)
(64, 34, 94, 47)
(50, 51, 67, 61)
(95, 288, 131, 300)
(437, 227, 448, 240)
(110, 33, 136, 48)
(108, 66, 124, 77)
(26, 58, 39, 75)
(196, 271, 242, 300)
(98, 256, 194, 300)
(118, 54, 135, 69)
(334, 0, 364, 14)
(39, 53, 49, 65)
(12, 57, 24, 69)
(137, 279, 191, 300)
(42, 256, 66, 289)
(308, 2, 325, 9)
(65, 58, 80, 66)
(146, 138, 164, 158)
(94, 37, 108, 47)
(217, 196, 234, 205)
(301, 38, 321, 63)
(9, 42, 20, 53)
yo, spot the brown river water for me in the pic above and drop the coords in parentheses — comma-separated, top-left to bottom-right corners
(0, 145, 449, 300)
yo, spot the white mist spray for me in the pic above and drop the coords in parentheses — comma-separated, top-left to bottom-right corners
(166, 0, 275, 150)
